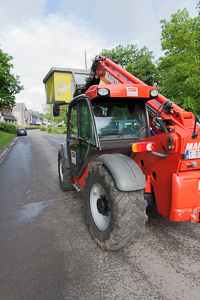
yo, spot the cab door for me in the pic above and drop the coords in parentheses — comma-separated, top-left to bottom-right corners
(67, 95, 100, 178)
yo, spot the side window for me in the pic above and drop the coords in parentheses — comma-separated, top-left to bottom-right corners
(70, 104, 78, 139)
(78, 99, 95, 144)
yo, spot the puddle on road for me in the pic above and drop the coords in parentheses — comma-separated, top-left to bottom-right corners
(17, 199, 56, 223)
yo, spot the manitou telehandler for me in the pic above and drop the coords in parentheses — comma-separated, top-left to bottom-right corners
(43, 56, 200, 250)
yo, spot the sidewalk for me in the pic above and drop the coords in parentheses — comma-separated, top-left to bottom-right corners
(0, 136, 18, 165)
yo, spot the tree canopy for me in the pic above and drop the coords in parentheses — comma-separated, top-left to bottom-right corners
(98, 4, 200, 115)
(0, 49, 23, 109)
(158, 7, 200, 114)
(44, 104, 68, 124)
(100, 44, 158, 86)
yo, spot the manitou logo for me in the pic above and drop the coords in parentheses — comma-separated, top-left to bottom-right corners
(186, 142, 200, 150)
(105, 71, 120, 84)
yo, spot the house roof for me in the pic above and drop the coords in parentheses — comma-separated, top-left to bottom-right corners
(13, 103, 27, 111)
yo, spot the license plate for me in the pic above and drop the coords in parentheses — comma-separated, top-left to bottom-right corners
(186, 150, 200, 159)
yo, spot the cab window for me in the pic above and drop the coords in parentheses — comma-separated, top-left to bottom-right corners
(79, 99, 95, 144)
(92, 98, 146, 140)
(70, 104, 78, 139)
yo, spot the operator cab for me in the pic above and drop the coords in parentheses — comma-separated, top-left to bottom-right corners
(92, 98, 148, 140)
(66, 94, 149, 178)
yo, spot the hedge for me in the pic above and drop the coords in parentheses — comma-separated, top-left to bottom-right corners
(0, 122, 17, 134)
(24, 127, 41, 130)
(0, 123, 43, 134)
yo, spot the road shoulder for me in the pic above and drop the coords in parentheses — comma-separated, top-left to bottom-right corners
(0, 136, 18, 165)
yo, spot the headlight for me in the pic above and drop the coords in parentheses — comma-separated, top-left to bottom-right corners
(150, 89, 158, 97)
(97, 88, 110, 96)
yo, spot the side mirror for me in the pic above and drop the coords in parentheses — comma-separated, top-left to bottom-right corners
(53, 104, 60, 117)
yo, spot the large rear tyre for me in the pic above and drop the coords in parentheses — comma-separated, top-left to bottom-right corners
(84, 164, 148, 250)
(58, 149, 74, 191)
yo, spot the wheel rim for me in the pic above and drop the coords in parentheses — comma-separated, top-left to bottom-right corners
(59, 157, 63, 182)
(90, 183, 110, 231)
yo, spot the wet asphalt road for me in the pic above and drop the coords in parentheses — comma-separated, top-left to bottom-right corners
(0, 129, 200, 300)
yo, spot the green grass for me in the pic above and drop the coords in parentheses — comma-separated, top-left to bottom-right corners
(40, 126, 67, 134)
(0, 131, 16, 150)
(53, 127, 67, 134)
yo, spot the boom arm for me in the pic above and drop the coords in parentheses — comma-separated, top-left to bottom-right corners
(85, 56, 196, 136)
(86, 56, 184, 110)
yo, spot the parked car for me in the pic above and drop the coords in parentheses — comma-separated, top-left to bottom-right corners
(17, 128, 27, 136)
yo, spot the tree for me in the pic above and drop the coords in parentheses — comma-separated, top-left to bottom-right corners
(158, 8, 200, 115)
(99, 44, 158, 86)
(43, 104, 53, 121)
(44, 104, 68, 124)
(55, 105, 68, 124)
(0, 48, 23, 109)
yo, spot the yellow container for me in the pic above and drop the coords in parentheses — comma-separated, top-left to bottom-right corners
(43, 68, 89, 104)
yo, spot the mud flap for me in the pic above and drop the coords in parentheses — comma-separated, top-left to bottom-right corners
(97, 153, 146, 192)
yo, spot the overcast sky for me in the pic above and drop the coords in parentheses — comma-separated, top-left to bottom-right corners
(0, 0, 198, 113)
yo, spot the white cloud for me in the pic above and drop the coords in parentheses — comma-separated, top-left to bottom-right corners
(90, 0, 198, 57)
(0, 0, 46, 26)
(1, 13, 110, 112)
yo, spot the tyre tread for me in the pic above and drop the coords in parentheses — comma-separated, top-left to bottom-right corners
(58, 149, 74, 191)
(84, 164, 148, 250)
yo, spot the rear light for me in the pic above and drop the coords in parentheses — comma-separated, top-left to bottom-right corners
(131, 142, 156, 153)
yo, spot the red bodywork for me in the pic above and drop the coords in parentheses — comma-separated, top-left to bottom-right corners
(74, 56, 200, 222)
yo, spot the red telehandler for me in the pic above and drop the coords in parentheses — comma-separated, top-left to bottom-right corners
(52, 56, 200, 250)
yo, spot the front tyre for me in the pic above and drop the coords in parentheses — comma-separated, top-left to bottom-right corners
(58, 149, 74, 191)
(84, 164, 148, 250)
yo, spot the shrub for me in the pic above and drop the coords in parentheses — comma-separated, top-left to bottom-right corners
(25, 126, 40, 130)
(58, 124, 63, 127)
(40, 127, 46, 131)
(0, 122, 17, 134)
(47, 127, 52, 133)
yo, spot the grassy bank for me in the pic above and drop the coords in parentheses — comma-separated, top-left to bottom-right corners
(53, 127, 67, 134)
(0, 131, 16, 150)
(40, 126, 67, 134)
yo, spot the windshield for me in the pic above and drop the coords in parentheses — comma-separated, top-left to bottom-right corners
(92, 98, 146, 140)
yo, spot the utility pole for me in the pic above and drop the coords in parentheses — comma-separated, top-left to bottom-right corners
(85, 49, 87, 70)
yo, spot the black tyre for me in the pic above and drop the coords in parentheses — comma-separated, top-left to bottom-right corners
(58, 149, 74, 191)
(84, 164, 148, 250)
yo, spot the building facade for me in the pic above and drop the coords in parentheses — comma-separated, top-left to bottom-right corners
(12, 103, 48, 127)
(13, 103, 30, 127)
(0, 107, 15, 123)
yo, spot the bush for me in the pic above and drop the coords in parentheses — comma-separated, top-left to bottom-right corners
(47, 127, 52, 133)
(58, 124, 63, 127)
(40, 127, 46, 131)
(25, 126, 40, 130)
(63, 129, 67, 134)
(0, 122, 17, 134)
